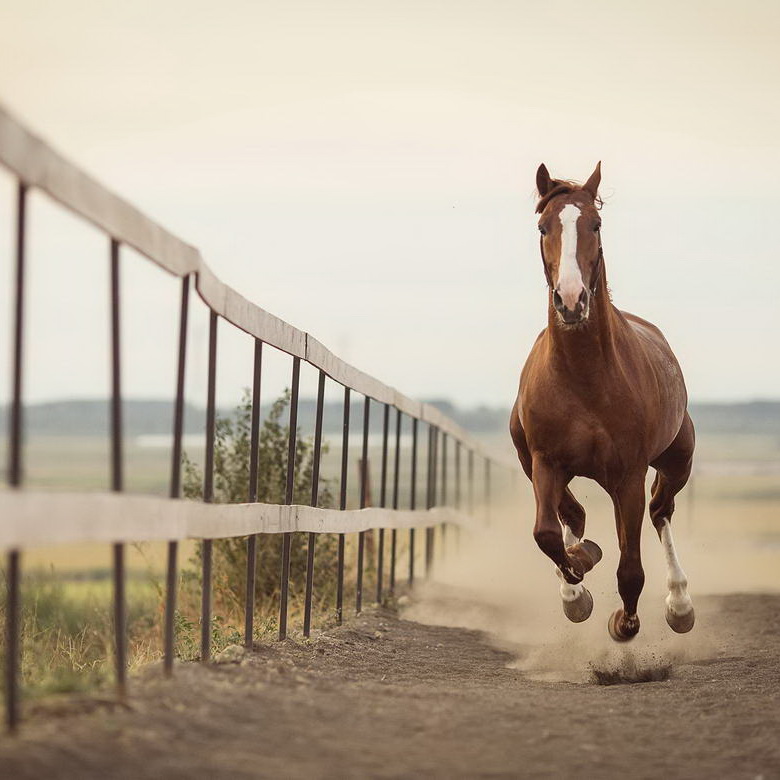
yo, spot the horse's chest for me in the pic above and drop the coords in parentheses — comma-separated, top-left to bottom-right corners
(521, 399, 637, 480)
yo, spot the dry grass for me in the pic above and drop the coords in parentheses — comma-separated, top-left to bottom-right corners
(0, 530, 421, 701)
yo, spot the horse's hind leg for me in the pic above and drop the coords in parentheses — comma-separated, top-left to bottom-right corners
(650, 413, 696, 633)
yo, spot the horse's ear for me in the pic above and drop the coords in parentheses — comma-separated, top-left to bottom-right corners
(583, 161, 601, 200)
(536, 163, 553, 197)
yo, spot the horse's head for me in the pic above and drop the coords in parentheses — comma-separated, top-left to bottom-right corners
(535, 162, 603, 326)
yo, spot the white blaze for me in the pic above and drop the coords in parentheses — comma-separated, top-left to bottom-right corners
(557, 204, 585, 310)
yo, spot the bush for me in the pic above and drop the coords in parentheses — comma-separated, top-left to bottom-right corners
(0, 391, 348, 698)
(181, 390, 339, 623)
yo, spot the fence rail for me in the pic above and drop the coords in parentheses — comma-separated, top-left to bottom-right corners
(0, 492, 475, 548)
(0, 103, 515, 734)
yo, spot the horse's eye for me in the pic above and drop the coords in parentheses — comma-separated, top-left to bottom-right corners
(538, 225, 547, 235)
(593, 224, 601, 232)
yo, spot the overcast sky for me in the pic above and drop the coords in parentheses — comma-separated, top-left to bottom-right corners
(1, 0, 779, 408)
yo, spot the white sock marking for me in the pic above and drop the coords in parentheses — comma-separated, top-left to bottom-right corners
(555, 565, 584, 601)
(557, 204, 585, 310)
(660, 519, 693, 616)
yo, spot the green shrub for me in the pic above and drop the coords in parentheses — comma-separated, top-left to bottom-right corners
(0, 390, 346, 700)
(181, 389, 339, 622)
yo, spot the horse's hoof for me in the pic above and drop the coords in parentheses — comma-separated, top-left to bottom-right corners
(566, 539, 603, 575)
(580, 539, 603, 567)
(666, 605, 695, 634)
(562, 586, 593, 623)
(608, 608, 640, 642)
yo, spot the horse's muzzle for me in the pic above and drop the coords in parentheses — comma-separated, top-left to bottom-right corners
(553, 287, 589, 325)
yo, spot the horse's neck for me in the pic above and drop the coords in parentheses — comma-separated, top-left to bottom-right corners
(547, 267, 617, 370)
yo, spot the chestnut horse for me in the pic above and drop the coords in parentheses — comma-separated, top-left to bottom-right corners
(509, 162, 695, 641)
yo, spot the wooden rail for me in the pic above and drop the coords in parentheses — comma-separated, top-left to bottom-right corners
(0, 492, 475, 549)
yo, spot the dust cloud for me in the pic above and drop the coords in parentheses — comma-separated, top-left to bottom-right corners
(404, 476, 780, 684)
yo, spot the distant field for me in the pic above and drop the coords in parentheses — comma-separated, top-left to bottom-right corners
(7, 429, 779, 574)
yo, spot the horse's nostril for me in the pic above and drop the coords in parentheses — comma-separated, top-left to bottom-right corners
(553, 289, 563, 309)
(578, 289, 588, 306)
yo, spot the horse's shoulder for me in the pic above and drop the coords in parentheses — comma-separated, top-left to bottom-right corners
(618, 309, 687, 410)
(620, 310, 665, 338)
(618, 310, 674, 353)
(531, 327, 547, 347)
(520, 328, 548, 372)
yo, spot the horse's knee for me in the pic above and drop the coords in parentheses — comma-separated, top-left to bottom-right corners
(533, 527, 561, 558)
(534, 527, 583, 583)
(650, 508, 673, 536)
(649, 486, 673, 516)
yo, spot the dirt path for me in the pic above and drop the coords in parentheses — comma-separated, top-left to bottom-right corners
(1, 593, 779, 779)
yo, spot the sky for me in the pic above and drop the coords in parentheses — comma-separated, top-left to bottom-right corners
(0, 0, 779, 408)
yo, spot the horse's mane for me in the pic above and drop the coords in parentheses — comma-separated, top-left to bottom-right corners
(535, 180, 603, 213)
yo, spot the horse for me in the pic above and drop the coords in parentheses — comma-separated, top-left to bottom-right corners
(509, 162, 695, 641)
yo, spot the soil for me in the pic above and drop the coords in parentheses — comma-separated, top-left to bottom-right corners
(1, 593, 779, 779)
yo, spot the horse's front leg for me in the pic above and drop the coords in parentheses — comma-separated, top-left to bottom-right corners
(532, 459, 599, 622)
(608, 472, 647, 641)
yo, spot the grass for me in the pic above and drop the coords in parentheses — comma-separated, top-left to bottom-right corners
(5, 572, 158, 697)
(0, 530, 420, 702)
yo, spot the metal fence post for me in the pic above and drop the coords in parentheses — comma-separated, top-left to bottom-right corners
(278, 356, 301, 640)
(485, 457, 492, 526)
(390, 408, 401, 595)
(109, 238, 127, 700)
(337, 386, 350, 624)
(5, 551, 20, 734)
(356, 397, 370, 614)
(201, 311, 218, 663)
(440, 432, 448, 554)
(425, 425, 437, 576)
(8, 181, 26, 491)
(441, 434, 448, 506)
(5, 182, 26, 733)
(304, 370, 326, 637)
(376, 403, 390, 603)
(468, 448, 475, 516)
(244, 339, 263, 648)
(454, 440, 462, 552)
(454, 440, 461, 510)
(409, 417, 418, 584)
(165, 275, 190, 674)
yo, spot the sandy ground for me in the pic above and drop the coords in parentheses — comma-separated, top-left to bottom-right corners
(0, 589, 779, 780)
